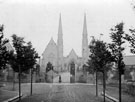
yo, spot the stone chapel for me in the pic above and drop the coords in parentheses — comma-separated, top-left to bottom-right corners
(40, 14, 89, 73)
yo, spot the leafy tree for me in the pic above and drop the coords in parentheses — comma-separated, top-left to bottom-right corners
(128, 0, 135, 11)
(11, 34, 39, 99)
(109, 22, 126, 102)
(46, 62, 53, 73)
(0, 24, 12, 70)
(88, 38, 114, 101)
(86, 61, 95, 74)
(35, 63, 40, 75)
(45, 62, 53, 82)
(89, 40, 113, 72)
(125, 28, 135, 53)
(11, 34, 39, 72)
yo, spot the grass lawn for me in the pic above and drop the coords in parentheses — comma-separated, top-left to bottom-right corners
(0, 89, 18, 102)
(0, 82, 19, 102)
(105, 84, 135, 102)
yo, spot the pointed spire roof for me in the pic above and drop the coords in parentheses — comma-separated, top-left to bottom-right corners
(83, 13, 87, 35)
(58, 13, 63, 35)
(82, 13, 89, 61)
(57, 13, 64, 59)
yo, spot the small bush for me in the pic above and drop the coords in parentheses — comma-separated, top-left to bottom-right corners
(123, 83, 135, 96)
(78, 75, 87, 83)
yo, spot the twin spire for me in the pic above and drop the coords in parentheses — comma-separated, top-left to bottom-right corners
(83, 13, 88, 36)
(58, 13, 63, 37)
(57, 13, 87, 37)
(57, 13, 88, 59)
(57, 13, 63, 51)
(82, 13, 89, 63)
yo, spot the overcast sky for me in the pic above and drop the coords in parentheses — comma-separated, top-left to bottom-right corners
(0, 0, 135, 57)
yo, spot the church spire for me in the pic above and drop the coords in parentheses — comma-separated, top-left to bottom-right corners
(58, 13, 63, 36)
(83, 13, 88, 36)
(57, 13, 64, 71)
(82, 13, 89, 64)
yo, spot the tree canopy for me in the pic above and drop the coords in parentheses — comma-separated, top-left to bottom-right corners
(46, 62, 53, 72)
(87, 38, 114, 73)
(10, 34, 39, 73)
(0, 24, 13, 70)
(125, 29, 135, 54)
(109, 22, 125, 74)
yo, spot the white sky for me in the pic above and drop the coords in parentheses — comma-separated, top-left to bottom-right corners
(0, 0, 135, 57)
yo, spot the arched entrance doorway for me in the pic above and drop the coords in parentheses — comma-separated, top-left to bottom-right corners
(70, 61, 75, 83)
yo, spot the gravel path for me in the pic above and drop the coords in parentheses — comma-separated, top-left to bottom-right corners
(21, 84, 106, 102)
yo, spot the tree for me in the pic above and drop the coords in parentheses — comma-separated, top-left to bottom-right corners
(128, 0, 135, 12)
(46, 62, 53, 72)
(35, 63, 40, 76)
(125, 28, 135, 53)
(87, 37, 98, 96)
(45, 62, 53, 82)
(11, 34, 39, 72)
(86, 61, 95, 74)
(88, 38, 114, 102)
(11, 34, 39, 100)
(0, 24, 12, 70)
(109, 22, 126, 102)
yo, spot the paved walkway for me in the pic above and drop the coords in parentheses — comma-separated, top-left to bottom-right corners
(21, 84, 105, 102)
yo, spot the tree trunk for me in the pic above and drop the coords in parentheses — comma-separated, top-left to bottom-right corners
(118, 59, 122, 102)
(19, 65, 21, 102)
(31, 68, 33, 95)
(96, 71, 98, 96)
(103, 71, 106, 102)
(12, 71, 15, 91)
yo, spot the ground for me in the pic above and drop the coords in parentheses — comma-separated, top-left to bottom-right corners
(1, 82, 135, 102)
(0, 89, 18, 102)
(0, 72, 135, 102)
(21, 84, 106, 102)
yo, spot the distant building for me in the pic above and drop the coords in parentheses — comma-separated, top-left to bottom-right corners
(123, 55, 135, 80)
(41, 14, 89, 73)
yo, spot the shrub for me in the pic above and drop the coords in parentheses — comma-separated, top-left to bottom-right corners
(78, 75, 87, 83)
(123, 83, 135, 96)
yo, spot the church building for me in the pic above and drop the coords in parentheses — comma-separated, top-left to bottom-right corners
(40, 14, 89, 73)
